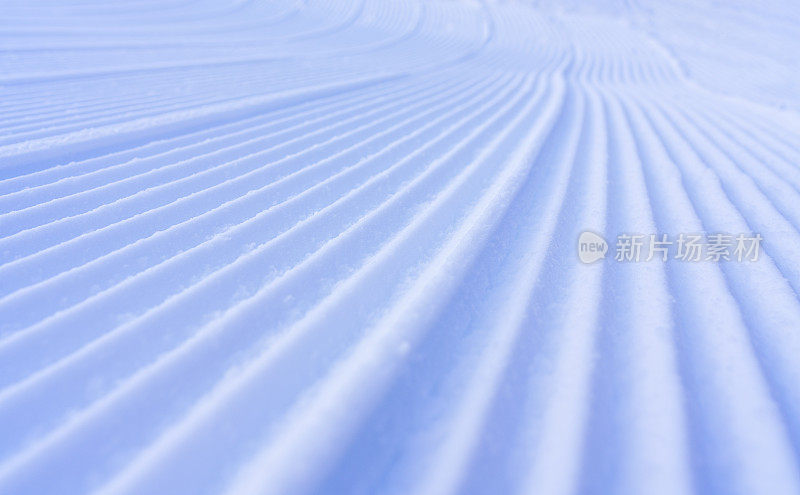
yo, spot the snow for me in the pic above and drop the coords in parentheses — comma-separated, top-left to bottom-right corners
(1, 0, 799, 494)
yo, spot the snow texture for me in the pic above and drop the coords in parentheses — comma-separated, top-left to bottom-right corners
(1, 0, 800, 494)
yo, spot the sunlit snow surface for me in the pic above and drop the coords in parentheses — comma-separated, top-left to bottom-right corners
(1, 1, 800, 494)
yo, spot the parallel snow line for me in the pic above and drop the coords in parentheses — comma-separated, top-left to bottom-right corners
(575, 87, 690, 495)
(672, 100, 800, 236)
(504, 49, 608, 494)
(0, 73, 405, 179)
(641, 97, 800, 466)
(686, 101, 800, 193)
(516, 83, 607, 495)
(0, 64, 358, 125)
(657, 95, 800, 233)
(0, 72, 507, 361)
(0, 64, 345, 138)
(216, 68, 564, 495)
(626, 94, 800, 495)
(0, 72, 505, 389)
(0, 72, 464, 274)
(8, 72, 540, 495)
(0, 60, 332, 116)
(0, 74, 484, 316)
(0, 72, 452, 238)
(0, 73, 526, 480)
(0, 74, 412, 195)
(709, 101, 800, 156)
(409, 51, 592, 495)
(648, 97, 800, 295)
(0, 75, 435, 213)
(625, 91, 800, 494)
(403, 77, 580, 495)
(0, 72, 518, 406)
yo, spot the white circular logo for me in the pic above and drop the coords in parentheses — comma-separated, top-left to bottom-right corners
(578, 231, 607, 264)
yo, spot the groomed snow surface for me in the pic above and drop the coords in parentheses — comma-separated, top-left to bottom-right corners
(1, 0, 800, 494)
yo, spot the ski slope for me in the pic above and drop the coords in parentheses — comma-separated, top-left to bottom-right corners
(1, 0, 800, 494)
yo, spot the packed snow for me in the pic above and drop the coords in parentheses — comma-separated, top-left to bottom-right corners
(1, 0, 800, 494)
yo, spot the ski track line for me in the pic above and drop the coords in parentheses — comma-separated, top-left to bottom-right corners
(0, 73, 531, 492)
(0, 72, 507, 399)
(0, 72, 461, 266)
(42, 71, 541, 494)
(217, 68, 564, 495)
(0, 76, 462, 273)
(0, 73, 494, 341)
(620, 93, 800, 495)
(0, 75, 441, 216)
(0, 74, 411, 195)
